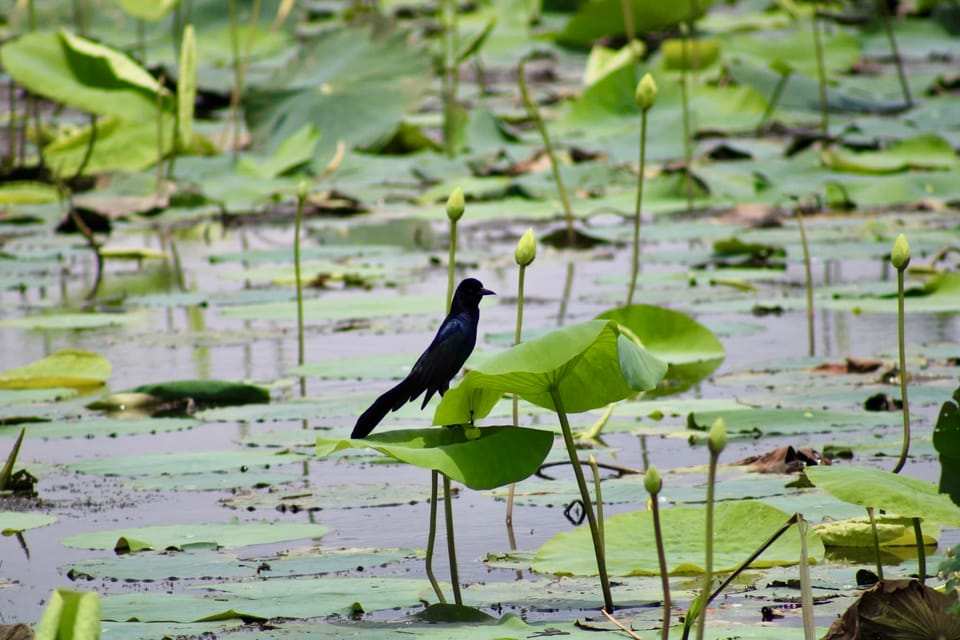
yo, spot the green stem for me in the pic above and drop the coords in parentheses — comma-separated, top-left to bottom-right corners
(7, 77, 15, 166)
(650, 488, 671, 640)
(797, 514, 815, 640)
(294, 188, 306, 397)
(444, 475, 463, 605)
(811, 2, 829, 139)
(867, 506, 884, 580)
(679, 32, 693, 215)
(441, 0, 455, 157)
(913, 517, 926, 585)
(892, 266, 910, 474)
(796, 204, 815, 357)
(506, 263, 527, 526)
(558, 261, 574, 326)
(695, 449, 718, 640)
(425, 472, 447, 604)
(551, 387, 614, 612)
(758, 72, 790, 129)
(447, 219, 457, 312)
(73, 114, 97, 181)
(627, 109, 649, 307)
(589, 455, 604, 555)
(878, 0, 912, 107)
(518, 57, 575, 246)
(155, 77, 165, 193)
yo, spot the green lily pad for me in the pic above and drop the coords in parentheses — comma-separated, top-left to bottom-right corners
(805, 465, 960, 527)
(89, 380, 270, 411)
(815, 516, 940, 547)
(224, 482, 431, 510)
(0, 350, 110, 390)
(533, 500, 824, 576)
(62, 521, 330, 552)
(0, 417, 196, 439)
(822, 134, 956, 175)
(317, 425, 553, 491)
(0, 511, 57, 535)
(67, 449, 306, 478)
(434, 320, 668, 426)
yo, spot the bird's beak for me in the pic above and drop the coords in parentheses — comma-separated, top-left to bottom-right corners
(480, 288, 495, 297)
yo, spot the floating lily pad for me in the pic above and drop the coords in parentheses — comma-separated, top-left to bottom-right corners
(0, 350, 110, 390)
(0, 511, 57, 535)
(533, 500, 824, 576)
(67, 449, 307, 478)
(62, 521, 330, 552)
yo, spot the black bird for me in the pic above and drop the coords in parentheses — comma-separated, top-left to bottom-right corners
(351, 278, 495, 439)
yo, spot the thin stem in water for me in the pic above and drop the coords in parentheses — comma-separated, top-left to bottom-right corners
(878, 0, 912, 107)
(447, 220, 457, 312)
(811, 2, 830, 139)
(551, 387, 614, 612)
(626, 108, 649, 307)
(892, 266, 910, 474)
(866, 506, 884, 580)
(797, 514, 815, 640)
(294, 188, 307, 396)
(444, 475, 463, 605)
(913, 517, 926, 584)
(695, 449, 718, 640)
(425, 473, 447, 603)
(506, 263, 527, 527)
(650, 488, 671, 640)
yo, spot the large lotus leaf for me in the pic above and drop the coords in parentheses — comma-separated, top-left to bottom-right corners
(597, 305, 725, 390)
(0, 30, 167, 121)
(62, 521, 329, 552)
(533, 500, 823, 576)
(806, 465, 960, 527)
(719, 27, 860, 78)
(822, 134, 956, 175)
(0, 349, 110, 390)
(43, 114, 175, 175)
(558, 0, 714, 48)
(316, 425, 553, 491)
(433, 321, 668, 426)
(245, 26, 432, 160)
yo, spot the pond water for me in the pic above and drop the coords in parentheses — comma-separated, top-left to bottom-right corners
(1, 211, 957, 632)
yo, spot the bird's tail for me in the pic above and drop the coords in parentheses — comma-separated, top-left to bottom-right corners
(351, 378, 417, 439)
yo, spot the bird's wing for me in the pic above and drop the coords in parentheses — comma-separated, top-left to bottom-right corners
(406, 313, 476, 406)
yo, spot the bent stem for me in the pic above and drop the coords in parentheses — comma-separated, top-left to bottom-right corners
(877, 0, 912, 107)
(444, 475, 463, 605)
(551, 387, 614, 612)
(626, 107, 649, 307)
(425, 473, 447, 603)
(518, 57, 575, 246)
(892, 265, 911, 474)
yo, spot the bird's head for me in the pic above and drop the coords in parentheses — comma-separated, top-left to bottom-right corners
(455, 278, 495, 308)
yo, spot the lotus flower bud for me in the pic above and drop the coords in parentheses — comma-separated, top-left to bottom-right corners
(708, 417, 727, 455)
(515, 228, 536, 267)
(635, 73, 658, 111)
(891, 233, 910, 271)
(297, 181, 309, 201)
(446, 187, 465, 222)
(644, 464, 662, 495)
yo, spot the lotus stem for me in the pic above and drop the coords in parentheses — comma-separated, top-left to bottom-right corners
(796, 203, 815, 357)
(759, 70, 791, 130)
(441, 0, 459, 157)
(679, 27, 694, 215)
(558, 261, 574, 326)
(7, 77, 15, 166)
(156, 75, 165, 192)
(627, 104, 650, 307)
(877, 0, 911, 107)
(695, 419, 726, 640)
(506, 261, 528, 526)
(797, 514, 815, 640)
(892, 235, 911, 474)
(0, 429, 25, 491)
(425, 473, 447, 603)
(811, 2, 829, 139)
(645, 466, 670, 640)
(867, 506, 884, 580)
(443, 475, 463, 605)
(73, 114, 98, 181)
(518, 56, 575, 246)
(589, 455, 605, 553)
(913, 517, 926, 584)
(294, 183, 307, 395)
(551, 386, 614, 612)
